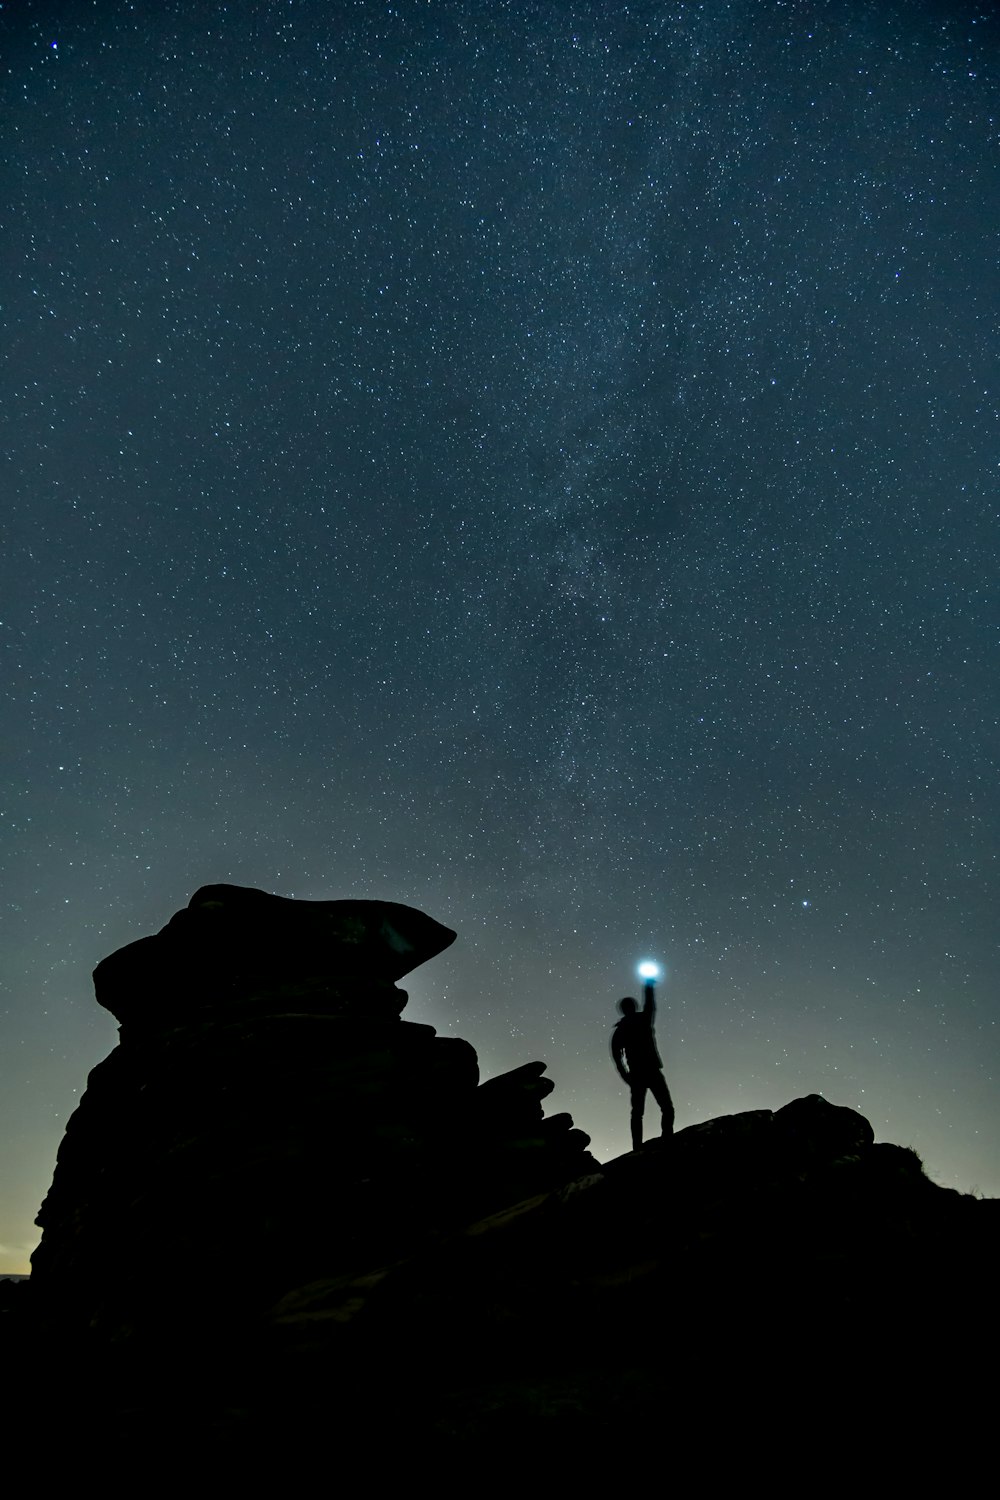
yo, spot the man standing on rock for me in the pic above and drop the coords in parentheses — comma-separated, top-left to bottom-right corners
(611, 969, 674, 1150)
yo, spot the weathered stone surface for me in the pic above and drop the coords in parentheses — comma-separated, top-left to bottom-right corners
(651, 1093, 876, 1179)
(774, 1091, 875, 1158)
(94, 882, 459, 1030)
(250, 1091, 997, 1478)
(31, 886, 598, 1339)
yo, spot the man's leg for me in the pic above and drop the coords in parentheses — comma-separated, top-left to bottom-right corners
(629, 1083, 646, 1150)
(649, 1070, 674, 1136)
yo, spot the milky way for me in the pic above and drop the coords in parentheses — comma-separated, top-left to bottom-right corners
(2, 1, 997, 1270)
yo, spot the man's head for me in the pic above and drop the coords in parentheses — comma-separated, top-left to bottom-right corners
(618, 996, 638, 1016)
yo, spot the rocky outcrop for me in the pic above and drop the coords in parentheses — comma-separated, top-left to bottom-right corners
(30, 884, 598, 1337)
(89, 883, 457, 1030)
(255, 1091, 995, 1468)
(15, 887, 998, 1473)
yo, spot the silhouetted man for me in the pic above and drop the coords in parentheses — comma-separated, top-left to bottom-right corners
(612, 988, 674, 1150)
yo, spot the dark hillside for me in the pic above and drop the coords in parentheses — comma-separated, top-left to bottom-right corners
(5, 887, 996, 1475)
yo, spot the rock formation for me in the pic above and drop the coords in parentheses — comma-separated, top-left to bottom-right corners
(11, 885, 997, 1475)
(30, 884, 597, 1339)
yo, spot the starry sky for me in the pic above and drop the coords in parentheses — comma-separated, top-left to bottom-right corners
(2, 0, 998, 1272)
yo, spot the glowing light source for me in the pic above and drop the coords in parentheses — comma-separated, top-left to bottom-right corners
(637, 960, 661, 981)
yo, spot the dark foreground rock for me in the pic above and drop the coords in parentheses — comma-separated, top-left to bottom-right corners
(31, 885, 597, 1339)
(8, 887, 998, 1475)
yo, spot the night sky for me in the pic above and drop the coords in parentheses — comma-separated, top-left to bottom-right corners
(3, 0, 998, 1273)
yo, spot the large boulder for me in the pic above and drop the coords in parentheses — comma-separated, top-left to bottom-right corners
(31, 887, 598, 1339)
(94, 883, 458, 1031)
(773, 1091, 875, 1160)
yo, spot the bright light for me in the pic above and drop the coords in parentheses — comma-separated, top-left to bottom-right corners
(637, 960, 660, 981)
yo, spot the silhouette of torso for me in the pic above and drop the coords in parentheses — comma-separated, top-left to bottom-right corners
(613, 1008, 663, 1080)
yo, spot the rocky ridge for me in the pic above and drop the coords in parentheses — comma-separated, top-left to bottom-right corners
(6, 885, 997, 1472)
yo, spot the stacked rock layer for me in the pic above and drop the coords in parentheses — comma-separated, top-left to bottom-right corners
(31, 885, 597, 1337)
